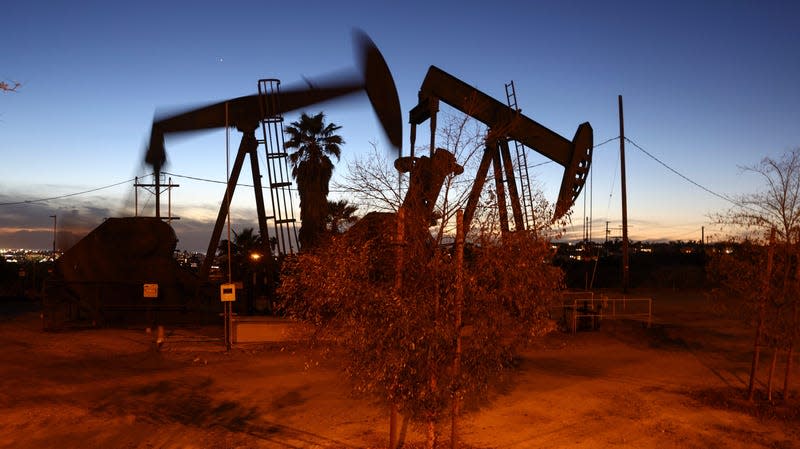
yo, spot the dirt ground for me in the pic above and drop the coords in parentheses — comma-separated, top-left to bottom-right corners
(0, 289, 798, 449)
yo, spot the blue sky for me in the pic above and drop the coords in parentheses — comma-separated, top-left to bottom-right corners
(1, 0, 799, 251)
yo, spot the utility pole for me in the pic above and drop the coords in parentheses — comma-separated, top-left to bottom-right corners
(618, 95, 629, 293)
(390, 207, 405, 449)
(155, 172, 161, 218)
(134, 176, 139, 217)
(134, 176, 179, 220)
(49, 215, 57, 254)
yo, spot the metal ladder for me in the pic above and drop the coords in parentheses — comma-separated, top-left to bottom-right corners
(504, 80, 536, 230)
(257, 78, 299, 255)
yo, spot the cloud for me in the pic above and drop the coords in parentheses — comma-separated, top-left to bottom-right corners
(0, 187, 277, 252)
(0, 191, 121, 250)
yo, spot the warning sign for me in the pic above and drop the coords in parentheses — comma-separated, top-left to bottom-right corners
(143, 283, 159, 298)
(220, 283, 236, 302)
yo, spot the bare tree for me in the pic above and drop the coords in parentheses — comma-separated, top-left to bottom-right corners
(722, 149, 800, 244)
(338, 110, 548, 243)
(0, 80, 21, 92)
(431, 112, 488, 243)
(335, 141, 405, 213)
(709, 148, 800, 401)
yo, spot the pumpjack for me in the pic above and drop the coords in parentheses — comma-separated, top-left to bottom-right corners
(408, 66, 592, 233)
(342, 67, 591, 290)
(42, 32, 402, 328)
(43, 33, 592, 329)
(144, 30, 402, 281)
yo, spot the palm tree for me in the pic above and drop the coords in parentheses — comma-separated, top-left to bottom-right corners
(326, 199, 359, 235)
(217, 227, 263, 279)
(284, 112, 344, 250)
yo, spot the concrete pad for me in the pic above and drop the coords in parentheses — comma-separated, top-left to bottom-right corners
(231, 316, 309, 343)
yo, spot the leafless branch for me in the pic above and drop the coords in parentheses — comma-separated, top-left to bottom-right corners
(720, 149, 800, 244)
(0, 80, 21, 93)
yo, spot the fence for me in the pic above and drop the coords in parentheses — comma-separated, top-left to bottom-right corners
(561, 292, 652, 334)
(41, 279, 191, 329)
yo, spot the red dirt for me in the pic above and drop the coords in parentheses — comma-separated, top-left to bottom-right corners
(0, 289, 797, 448)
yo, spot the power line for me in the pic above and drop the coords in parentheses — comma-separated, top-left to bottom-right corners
(594, 135, 621, 150)
(163, 171, 250, 187)
(624, 137, 740, 207)
(0, 136, 624, 208)
(0, 176, 144, 207)
(164, 171, 300, 192)
(524, 135, 619, 169)
(606, 140, 620, 217)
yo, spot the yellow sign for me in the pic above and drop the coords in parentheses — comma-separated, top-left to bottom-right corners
(220, 283, 236, 302)
(143, 283, 159, 298)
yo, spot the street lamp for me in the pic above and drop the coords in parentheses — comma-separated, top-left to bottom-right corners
(49, 215, 57, 255)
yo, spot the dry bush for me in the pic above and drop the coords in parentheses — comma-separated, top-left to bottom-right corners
(277, 225, 562, 444)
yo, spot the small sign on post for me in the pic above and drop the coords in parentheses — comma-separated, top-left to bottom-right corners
(220, 283, 236, 302)
(143, 283, 159, 299)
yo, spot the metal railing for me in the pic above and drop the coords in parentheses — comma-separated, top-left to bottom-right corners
(562, 293, 652, 334)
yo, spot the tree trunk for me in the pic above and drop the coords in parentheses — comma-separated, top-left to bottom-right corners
(768, 346, 778, 401)
(450, 397, 459, 449)
(788, 248, 800, 402)
(749, 228, 776, 401)
(784, 343, 794, 401)
(427, 348, 438, 449)
(390, 208, 405, 449)
(426, 420, 437, 449)
(451, 210, 464, 449)
(390, 404, 398, 449)
(748, 341, 762, 401)
(785, 299, 798, 401)
(428, 239, 440, 449)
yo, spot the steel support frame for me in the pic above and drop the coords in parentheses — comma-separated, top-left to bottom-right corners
(462, 138, 526, 236)
(199, 127, 271, 281)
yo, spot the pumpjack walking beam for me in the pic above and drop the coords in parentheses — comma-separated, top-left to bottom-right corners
(408, 66, 592, 232)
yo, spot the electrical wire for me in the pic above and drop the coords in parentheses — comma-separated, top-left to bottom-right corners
(594, 135, 621, 149)
(163, 171, 248, 187)
(0, 136, 629, 212)
(625, 137, 739, 206)
(606, 141, 620, 217)
(0, 176, 146, 206)
(522, 136, 620, 170)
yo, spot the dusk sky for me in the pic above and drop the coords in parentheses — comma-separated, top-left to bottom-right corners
(1, 0, 799, 251)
